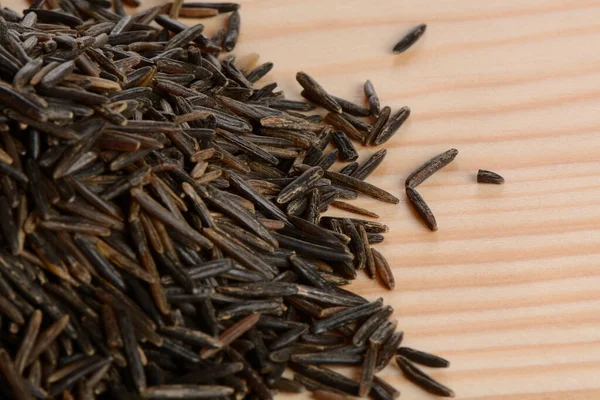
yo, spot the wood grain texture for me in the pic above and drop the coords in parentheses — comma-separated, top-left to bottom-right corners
(8, 0, 600, 398)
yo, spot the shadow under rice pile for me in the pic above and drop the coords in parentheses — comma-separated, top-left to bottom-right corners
(0, 0, 456, 399)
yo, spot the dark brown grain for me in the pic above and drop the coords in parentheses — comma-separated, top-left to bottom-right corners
(393, 23, 427, 53)
(477, 169, 504, 184)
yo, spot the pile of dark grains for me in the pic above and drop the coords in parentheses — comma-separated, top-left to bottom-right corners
(0, 1, 509, 399)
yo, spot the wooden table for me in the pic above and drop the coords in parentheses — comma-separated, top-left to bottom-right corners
(9, 0, 600, 398)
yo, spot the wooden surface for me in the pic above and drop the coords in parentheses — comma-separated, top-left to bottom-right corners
(10, 0, 600, 398)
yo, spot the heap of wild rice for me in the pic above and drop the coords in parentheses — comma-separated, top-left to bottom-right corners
(0, 1, 486, 399)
